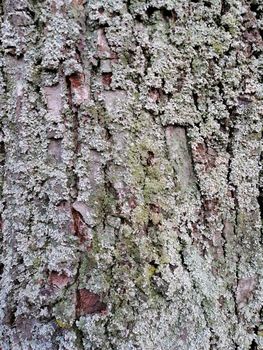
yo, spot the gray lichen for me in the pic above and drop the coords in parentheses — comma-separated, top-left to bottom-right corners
(0, 0, 262, 349)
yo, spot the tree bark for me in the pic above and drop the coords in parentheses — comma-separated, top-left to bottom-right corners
(0, 0, 262, 349)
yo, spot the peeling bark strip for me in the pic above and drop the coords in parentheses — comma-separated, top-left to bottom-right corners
(0, 0, 263, 349)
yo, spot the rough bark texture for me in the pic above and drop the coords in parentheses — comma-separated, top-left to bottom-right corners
(0, 0, 262, 349)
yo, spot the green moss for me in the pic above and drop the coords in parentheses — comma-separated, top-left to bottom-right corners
(146, 264, 157, 279)
(123, 236, 141, 263)
(91, 231, 101, 254)
(143, 178, 165, 202)
(212, 41, 224, 55)
(79, 254, 96, 278)
(32, 256, 42, 269)
(159, 253, 170, 265)
(131, 162, 145, 185)
(128, 140, 168, 217)
(222, 15, 239, 36)
(101, 191, 116, 214)
(191, 57, 209, 75)
(84, 103, 110, 124)
(146, 163, 162, 179)
(93, 189, 117, 219)
(132, 205, 149, 227)
(55, 319, 71, 329)
(237, 212, 246, 227)
(258, 325, 263, 337)
(53, 289, 76, 329)
(134, 263, 165, 299)
(249, 131, 262, 141)
(149, 211, 162, 225)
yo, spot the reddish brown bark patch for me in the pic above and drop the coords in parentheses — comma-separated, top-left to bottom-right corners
(48, 271, 71, 289)
(76, 289, 107, 316)
(71, 207, 91, 245)
(69, 73, 84, 89)
(128, 195, 137, 209)
(68, 73, 89, 105)
(102, 73, 112, 86)
(194, 142, 217, 171)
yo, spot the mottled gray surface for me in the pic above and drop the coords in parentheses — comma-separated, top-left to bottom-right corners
(0, 0, 262, 349)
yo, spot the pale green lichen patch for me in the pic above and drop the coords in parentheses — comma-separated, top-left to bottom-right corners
(0, 0, 262, 349)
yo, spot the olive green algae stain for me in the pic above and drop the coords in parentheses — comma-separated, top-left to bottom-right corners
(0, 0, 262, 349)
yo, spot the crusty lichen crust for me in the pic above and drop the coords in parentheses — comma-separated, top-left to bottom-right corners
(0, 0, 262, 349)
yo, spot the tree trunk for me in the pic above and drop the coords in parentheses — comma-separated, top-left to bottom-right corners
(0, 0, 262, 349)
